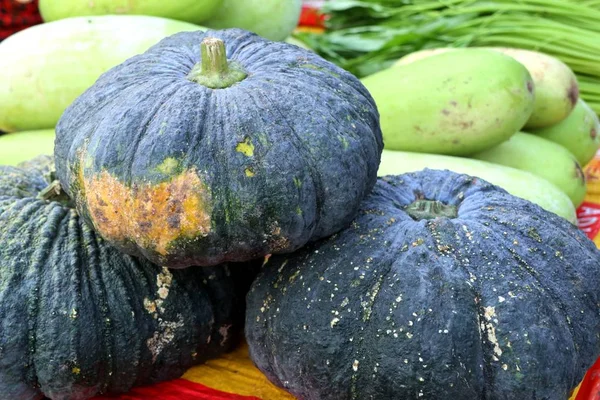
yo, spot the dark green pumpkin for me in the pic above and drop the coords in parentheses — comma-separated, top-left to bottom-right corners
(0, 156, 259, 400)
(54, 28, 383, 269)
(245, 169, 600, 400)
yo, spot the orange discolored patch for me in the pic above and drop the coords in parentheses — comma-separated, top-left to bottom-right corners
(82, 169, 212, 256)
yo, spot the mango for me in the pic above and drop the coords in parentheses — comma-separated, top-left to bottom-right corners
(363, 49, 535, 156)
(0, 130, 55, 166)
(396, 47, 579, 129)
(471, 132, 586, 207)
(530, 99, 600, 166)
(39, 0, 221, 25)
(204, 0, 302, 41)
(378, 150, 577, 223)
(0, 16, 203, 132)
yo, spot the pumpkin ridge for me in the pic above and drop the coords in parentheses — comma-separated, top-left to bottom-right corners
(474, 205, 595, 326)
(506, 246, 579, 356)
(67, 213, 95, 392)
(29, 203, 72, 390)
(422, 219, 493, 394)
(214, 90, 234, 255)
(239, 85, 311, 241)
(121, 79, 189, 186)
(448, 217, 580, 388)
(257, 89, 324, 239)
(90, 222, 120, 392)
(112, 240, 150, 389)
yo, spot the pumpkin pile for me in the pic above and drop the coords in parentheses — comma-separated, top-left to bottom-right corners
(0, 28, 382, 399)
(1, 24, 600, 400)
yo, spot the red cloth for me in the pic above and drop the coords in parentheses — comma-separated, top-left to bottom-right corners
(0, 0, 42, 40)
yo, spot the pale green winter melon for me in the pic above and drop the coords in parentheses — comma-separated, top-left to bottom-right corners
(0, 16, 204, 132)
(530, 99, 600, 166)
(378, 150, 577, 223)
(471, 132, 586, 207)
(0, 130, 55, 166)
(363, 49, 535, 156)
(39, 0, 222, 25)
(204, 0, 302, 41)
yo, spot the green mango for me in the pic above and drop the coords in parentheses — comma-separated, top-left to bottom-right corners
(365, 49, 535, 156)
(471, 132, 586, 207)
(530, 99, 600, 166)
(378, 150, 577, 223)
(0, 16, 204, 132)
(204, 0, 302, 41)
(395, 47, 579, 129)
(0, 130, 55, 166)
(39, 0, 222, 25)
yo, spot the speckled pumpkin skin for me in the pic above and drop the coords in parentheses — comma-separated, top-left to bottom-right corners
(0, 157, 259, 400)
(245, 169, 600, 400)
(54, 28, 383, 268)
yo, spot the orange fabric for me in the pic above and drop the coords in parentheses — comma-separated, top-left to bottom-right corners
(181, 342, 295, 400)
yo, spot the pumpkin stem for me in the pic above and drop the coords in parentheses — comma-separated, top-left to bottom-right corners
(187, 37, 247, 89)
(39, 180, 73, 206)
(405, 200, 458, 220)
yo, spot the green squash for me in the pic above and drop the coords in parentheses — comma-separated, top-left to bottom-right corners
(204, 0, 302, 41)
(395, 47, 579, 130)
(530, 98, 600, 167)
(39, 0, 222, 25)
(0, 15, 203, 132)
(0, 129, 55, 166)
(0, 156, 259, 400)
(246, 169, 600, 399)
(471, 132, 587, 207)
(362, 49, 535, 156)
(54, 29, 383, 269)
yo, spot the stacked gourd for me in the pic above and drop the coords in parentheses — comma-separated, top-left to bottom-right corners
(2, 22, 600, 400)
(0, 0, 303, 162)
(368, 47, 600, 224)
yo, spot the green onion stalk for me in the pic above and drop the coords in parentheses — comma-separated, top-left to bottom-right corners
(296, 0, 600, 114)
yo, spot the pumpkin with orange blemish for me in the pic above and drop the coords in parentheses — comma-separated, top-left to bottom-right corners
(0, 156, 261, 400)
(54, 28, 383, 268)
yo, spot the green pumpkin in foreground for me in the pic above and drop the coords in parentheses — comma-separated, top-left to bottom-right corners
(0, 156, 259, 400)
(246, 169, 600, 400)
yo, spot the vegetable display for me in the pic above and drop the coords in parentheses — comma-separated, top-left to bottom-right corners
(54, 28, 383, 269)
(0, 15, 203, 132)
(361, 49, 534, 155)
(0, 156, 259, 400)
(2, 0, 600, 397)
(246, 169, 600, 400)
